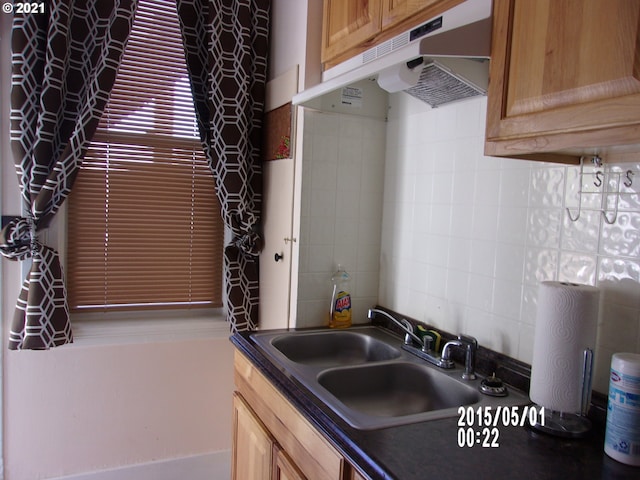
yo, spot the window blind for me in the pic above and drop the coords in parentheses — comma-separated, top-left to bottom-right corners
(67, 0, 223, 312)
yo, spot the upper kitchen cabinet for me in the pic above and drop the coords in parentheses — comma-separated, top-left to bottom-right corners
(485, 0, 640, 163)
(321, 0, 381, 66)
(321, 0, 464, 68)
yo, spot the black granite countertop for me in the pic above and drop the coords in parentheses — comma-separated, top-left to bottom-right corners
(230, 328, 639, 480)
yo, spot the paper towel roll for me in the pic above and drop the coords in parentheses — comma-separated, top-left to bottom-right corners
(529, 281, 600, 413)
(377, 63, 421, 93)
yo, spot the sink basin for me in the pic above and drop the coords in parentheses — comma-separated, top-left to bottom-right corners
(318, 362, 480, 418)
(250, 326, 530, 430)
(271, 330, 400, 367)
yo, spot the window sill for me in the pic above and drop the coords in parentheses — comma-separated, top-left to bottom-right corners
(70, 308, 230, 347)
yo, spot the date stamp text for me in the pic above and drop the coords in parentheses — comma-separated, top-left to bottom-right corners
(457, 405, 545, 448)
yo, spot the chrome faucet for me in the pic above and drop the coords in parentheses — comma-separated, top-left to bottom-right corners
(368, 308, 446, 367)
(367, 308, 425, 349)
(442, 335, 478, 380)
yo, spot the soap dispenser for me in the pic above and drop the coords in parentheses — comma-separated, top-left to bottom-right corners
(329, 265, 352, 329)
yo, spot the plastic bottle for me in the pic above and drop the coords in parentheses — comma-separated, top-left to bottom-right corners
(604, 352, 640, 466)
(329, 265, 352, 328)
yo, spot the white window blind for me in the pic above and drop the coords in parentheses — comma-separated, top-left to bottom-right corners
(67, 0, 223, 312)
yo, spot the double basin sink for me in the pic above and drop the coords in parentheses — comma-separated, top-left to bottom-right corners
(250, 326, 529, 430)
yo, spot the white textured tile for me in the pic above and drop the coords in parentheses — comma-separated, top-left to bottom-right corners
(600, 211, 640, 257)
(599, 256, 640, 281)
(558, 252, 597, 285)
(526, 208, 562, 248)
(523, 248, 558, 285)
(561, 209, 601, 253)
(529, 166, 565, 207)
(520, 284, 538, 326)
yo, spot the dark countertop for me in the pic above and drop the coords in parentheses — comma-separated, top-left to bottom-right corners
(230, 329, 639, 480)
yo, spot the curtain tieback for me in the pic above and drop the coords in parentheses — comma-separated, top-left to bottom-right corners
(232, 230, 263, 257)
(0, 215, 41, 261)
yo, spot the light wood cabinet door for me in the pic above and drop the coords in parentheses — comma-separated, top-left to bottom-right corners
(232, 392, 274, 480)
(485, 0, 640, 162)
(273, 445, 307, 480)
(381, 0, 444, 29)
(321, 0, 382, 64)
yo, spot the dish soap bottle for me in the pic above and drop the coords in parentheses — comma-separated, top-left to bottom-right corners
(329, 265, 352, 328)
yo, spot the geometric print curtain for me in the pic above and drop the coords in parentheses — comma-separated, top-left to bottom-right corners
(0, 1, 137, 350)
(177, 0, 270, 332)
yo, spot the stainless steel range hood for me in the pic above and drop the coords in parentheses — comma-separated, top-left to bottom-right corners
(293, 0, 492, 108)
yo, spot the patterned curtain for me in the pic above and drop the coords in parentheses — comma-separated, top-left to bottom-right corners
(0, 1, 137, 350)
(177, 0, 269, 332)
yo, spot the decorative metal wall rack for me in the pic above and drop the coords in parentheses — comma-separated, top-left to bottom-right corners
(566, 156, 635, 225)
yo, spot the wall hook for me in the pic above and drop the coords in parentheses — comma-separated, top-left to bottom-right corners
(566, 156, 588, 222)
(566, 156, 634, 225)
(624, 170, 635, 188)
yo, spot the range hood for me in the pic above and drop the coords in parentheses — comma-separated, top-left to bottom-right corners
(293, 0, 492, 108)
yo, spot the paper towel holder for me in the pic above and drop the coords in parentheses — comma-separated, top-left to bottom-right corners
(529, 348, 594, 438)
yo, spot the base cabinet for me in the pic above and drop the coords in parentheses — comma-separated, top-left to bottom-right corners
(232, 350, 366, 480)
(232, 393, 274, 480)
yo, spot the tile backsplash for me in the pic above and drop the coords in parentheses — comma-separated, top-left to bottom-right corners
(295, 89, 640, 395)
(296, 109, 386, 328)
(379, 94, 640, 394)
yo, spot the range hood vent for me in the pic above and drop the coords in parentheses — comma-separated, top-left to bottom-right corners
(293, 0, 492, 108)
(405, 60, 485, 108)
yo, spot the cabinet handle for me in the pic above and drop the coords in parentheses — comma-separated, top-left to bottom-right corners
(274, 252, 284, 262)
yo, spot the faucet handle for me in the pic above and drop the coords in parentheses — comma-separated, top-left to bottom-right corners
(458, 334, 478, 348)
(421, 335, 433, 353)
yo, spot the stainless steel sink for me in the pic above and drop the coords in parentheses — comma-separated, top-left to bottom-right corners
(318, 362, 480, 417)
(250, 326, 530, 430)
(270, 329, 400, 367)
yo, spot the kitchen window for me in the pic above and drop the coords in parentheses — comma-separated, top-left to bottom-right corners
(66, 0, 223, 313)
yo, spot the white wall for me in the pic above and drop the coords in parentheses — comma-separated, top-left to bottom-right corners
(4, 337, 233, 480)
(269, 0, 322, 91)
(380, 93, 640, 394)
